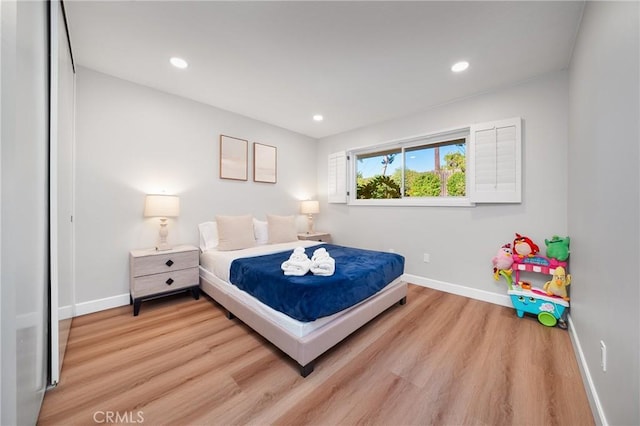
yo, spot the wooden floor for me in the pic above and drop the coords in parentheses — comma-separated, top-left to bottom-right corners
(38, 285, 594, 426)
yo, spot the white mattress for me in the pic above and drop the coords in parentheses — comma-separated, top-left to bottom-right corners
(199, 241, 402, 338)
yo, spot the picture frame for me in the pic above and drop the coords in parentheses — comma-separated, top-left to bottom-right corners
(220, 135, 248, 181)
(253, 142, 277, 184)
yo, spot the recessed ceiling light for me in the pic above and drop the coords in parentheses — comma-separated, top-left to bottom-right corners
(170, 57, 188, 69)
(451, 61, 469, 73)
(313, 114, 324, 122)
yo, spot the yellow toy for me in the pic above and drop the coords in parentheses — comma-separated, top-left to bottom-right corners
(543, 266, 571, 301)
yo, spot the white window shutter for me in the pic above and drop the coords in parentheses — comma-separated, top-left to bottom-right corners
(468, 117, 522, 203)
(328, 151, 347, 203)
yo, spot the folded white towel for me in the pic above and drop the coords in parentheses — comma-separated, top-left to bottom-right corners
(310, 247, 336, 276)
(281, 247, 311, 276)
(311, 247, 328, 262)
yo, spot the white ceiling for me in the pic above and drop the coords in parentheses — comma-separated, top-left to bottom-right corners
(65, 1, 585, 139)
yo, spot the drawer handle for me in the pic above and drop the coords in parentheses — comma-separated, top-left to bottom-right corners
(166, 278, 174, 286)
(165, 259, 174, 267)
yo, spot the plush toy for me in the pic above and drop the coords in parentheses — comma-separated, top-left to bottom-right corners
(545, 235, 570, 261)
(513, 233, 540, 257)
(492, 243, 514, 280)
(543, 266, 571, 301)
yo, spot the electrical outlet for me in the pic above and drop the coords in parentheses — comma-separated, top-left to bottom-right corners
(600, 340, 607, 372)
(423, 253, 430, 263)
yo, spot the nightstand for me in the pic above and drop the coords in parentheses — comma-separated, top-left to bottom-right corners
(298, 232, 332, 243)
(129, 244, 200, 316)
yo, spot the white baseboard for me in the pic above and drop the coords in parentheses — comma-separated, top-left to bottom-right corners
(403, 273, 512, 308)
(58, 305, 74, 320)
(568, 315, 608, 426)
(74, 293, 130, 317)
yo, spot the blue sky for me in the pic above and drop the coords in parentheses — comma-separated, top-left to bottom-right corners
(358, 144, 464, 178)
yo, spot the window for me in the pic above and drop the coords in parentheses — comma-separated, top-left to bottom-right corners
(354, 139, 466, 201)
(355, 148, 402, 199)
(349, 129, 471, 206)
(404, 139, 466, 198)
(328, 117, 521, 206)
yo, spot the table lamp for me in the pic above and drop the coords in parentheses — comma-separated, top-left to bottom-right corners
(144, 194, 180, 251)
(300, 200, 319, 234)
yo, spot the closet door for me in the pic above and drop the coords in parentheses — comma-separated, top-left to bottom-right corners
(1, 0, 50, 424)
(49, 0, 75, 385)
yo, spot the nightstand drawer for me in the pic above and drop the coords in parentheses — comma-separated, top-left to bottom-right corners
(131, 250, 198, 277)
(132, 267, 199, 298)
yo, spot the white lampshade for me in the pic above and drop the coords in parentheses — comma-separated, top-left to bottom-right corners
(144, 194, 180, 218)
(300, 200, 319, 215)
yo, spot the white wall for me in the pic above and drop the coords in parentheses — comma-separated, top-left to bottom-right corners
(568, 2, 639, 425)
(317, 71, 569, 296)
(74, 67, 317, 305)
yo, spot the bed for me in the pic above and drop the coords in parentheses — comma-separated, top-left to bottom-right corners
(198, 239, 407, 377)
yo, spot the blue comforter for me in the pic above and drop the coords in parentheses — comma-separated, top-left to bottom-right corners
(229, 244, 405, 322)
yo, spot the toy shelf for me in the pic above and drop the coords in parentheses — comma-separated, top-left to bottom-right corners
(511, 255, 567, 283)
(507, 255, 569, 328)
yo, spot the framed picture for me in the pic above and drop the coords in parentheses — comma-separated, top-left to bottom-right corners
(253, 143, 277, 183)
(220, 135, 248, 181)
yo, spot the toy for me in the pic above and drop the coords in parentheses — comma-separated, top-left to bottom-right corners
(513, 233, 540, 257)
(511, 254, 565, 277)
(508, 286, 569, 327)
(518, 281, 532, 290)
(545, 235, 570, 261)
(492, 243, 514, 280)
(492, 241, 570, 328)
(543, 266, 571, 301)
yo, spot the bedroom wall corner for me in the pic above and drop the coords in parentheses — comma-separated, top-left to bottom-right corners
(74, 67, 318, 307)
(315, 71, 569, 301)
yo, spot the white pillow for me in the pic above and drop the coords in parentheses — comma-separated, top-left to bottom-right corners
(198, 221, 218, 252)
(267, 214, 298, 244)
(215, 215, 256, 251)
(253, 218, 269, 245)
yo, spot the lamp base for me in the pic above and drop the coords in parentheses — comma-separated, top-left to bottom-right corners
(307, 214, 314, 234)
(156, 218, 172, 251)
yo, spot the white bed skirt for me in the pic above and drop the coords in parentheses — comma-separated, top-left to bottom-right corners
(199, 267, 407, 375)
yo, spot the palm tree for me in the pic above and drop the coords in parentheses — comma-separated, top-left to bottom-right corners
(381, 154, 396, 175)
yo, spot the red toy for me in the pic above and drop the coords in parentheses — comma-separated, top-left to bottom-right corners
(513, 233, 539, 257)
